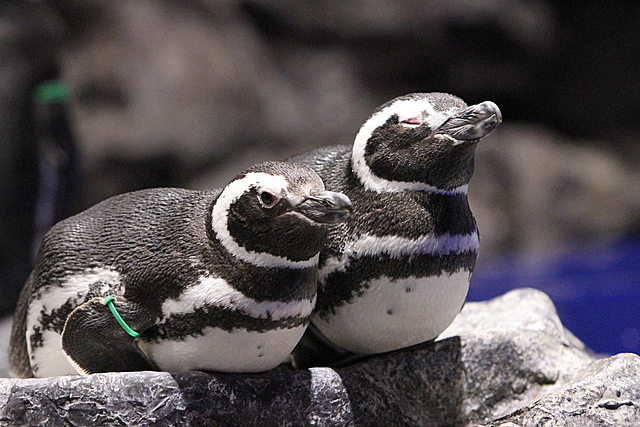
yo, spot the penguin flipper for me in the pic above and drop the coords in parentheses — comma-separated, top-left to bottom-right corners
(61, 297, 157, 374)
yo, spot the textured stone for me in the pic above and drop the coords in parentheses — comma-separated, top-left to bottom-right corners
(487, 353, 640, 427)
(439, 287, 596, 422)
(2, 288, 637, 426)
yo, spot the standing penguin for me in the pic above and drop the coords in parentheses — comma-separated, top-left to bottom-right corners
(287, 93, 501, 360)
(9, 161, 351, 378)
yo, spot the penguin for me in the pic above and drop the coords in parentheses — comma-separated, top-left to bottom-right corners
(9, 161, 351, 378)
(287, 92, 502, 361)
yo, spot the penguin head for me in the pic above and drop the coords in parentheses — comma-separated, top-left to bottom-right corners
(351, 92, 502, 194)
(211, 161, 352, 267)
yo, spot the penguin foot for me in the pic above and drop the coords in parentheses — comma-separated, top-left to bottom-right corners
(289, 325, 352, 369)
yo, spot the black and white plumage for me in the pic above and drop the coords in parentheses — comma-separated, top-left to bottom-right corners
(287, 92, 502, 357)
(9, 161, 351, 378)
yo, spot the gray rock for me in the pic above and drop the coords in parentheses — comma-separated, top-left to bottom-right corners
(439, 287, 596, 423)
(486, 353, 640, 427)
(1, 288, 638, 426)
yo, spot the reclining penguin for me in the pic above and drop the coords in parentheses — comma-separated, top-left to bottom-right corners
(287, 92, 501, 364)
(9, 161, 351, 377)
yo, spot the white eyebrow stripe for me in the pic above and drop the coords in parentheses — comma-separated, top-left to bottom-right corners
(351, 99, 467, 195)
(210, 172, 319, 268)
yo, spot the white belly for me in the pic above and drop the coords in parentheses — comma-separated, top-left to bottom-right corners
(312, 270, 471, 354)
(28, 329, 78, 377)
(139, 325, 307, 373)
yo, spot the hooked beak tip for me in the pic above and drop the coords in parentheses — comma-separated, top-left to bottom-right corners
(436, 100, 502, 141)
(296, 190, 352, 224)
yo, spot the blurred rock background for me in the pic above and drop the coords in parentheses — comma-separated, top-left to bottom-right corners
(1, 0, 639, 359)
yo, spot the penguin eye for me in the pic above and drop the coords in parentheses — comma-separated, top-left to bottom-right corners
(400, 117, 422, 126)
(259, 190, 279, 208)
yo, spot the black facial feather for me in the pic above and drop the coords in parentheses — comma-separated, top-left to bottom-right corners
(227, 188, 326, 262)
(363, 116, 476, 190)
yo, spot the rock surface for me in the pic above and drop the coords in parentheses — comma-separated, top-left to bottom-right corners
(1, 288, 638, 426)
(487, 353, 640, 427)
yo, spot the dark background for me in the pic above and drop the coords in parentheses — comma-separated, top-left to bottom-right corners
(1, 0, 638, 355)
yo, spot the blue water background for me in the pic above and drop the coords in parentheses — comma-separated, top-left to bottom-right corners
(469, 235, 640, 356)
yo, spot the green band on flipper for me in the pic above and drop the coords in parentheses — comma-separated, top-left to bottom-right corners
(103, 296, 141, 338)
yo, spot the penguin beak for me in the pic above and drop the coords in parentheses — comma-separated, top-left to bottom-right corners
(434, 101, 502, 141)
(295, 190, 352, 224)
